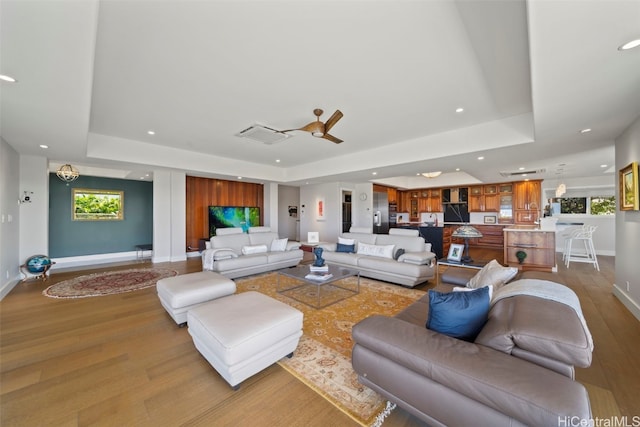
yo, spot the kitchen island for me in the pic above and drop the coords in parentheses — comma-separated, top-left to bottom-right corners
(503, 225, 556, 272)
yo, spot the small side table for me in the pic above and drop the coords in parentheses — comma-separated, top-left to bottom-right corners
(135, 244, 153, 260)
(436, 258, 488, 285)
(298, 241, 327, 253)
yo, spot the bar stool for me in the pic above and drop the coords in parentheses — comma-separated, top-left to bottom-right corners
(562, 226, 583, 264)
(565, 225, 599, 271)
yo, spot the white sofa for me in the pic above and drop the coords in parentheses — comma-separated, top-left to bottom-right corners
(319, 228, 436, 288)
(202, 227, 303, 279)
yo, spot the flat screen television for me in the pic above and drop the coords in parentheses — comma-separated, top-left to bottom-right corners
(208, 206, 260, 236)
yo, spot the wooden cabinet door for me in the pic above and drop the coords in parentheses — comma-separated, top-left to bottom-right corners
(483, 194, 499, 211)
(429, 196, 442, 212)
(469, 194, 482, 211)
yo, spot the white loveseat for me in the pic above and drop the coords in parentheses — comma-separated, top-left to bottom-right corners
(202, 227, 303, 279)
(318, 228, 436, 287)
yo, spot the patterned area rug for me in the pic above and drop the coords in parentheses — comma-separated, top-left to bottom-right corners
(235, 272, 425, 426)
(42, 268, 178, 299)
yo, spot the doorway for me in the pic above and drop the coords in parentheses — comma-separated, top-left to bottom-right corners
(341, 190, 352, 233)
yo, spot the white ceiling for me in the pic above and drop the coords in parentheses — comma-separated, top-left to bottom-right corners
(1, 0, 639, 189)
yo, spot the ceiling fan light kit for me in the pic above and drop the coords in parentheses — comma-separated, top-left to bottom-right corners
(281, 108, 344, 144)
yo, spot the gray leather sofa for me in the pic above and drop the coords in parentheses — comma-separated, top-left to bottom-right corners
(201, 227, 303, 279)
(319, 228, 436, 287)
(352, 278, 593, 426)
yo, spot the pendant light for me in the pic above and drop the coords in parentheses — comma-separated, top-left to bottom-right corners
(56, 164, 80, 185)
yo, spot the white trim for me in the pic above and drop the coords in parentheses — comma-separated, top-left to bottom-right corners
(613, 284, 640, 322)
(0, 277, 20, 300)
(52, 251, 139, 269)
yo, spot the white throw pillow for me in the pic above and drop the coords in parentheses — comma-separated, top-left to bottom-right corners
(270, 238, 288, 252)
(338, 237, 355, 246)
(357, 242, 396, 259)
(213, 249, 238, 260)
(241, 244, 268, 255)
(454, 285, 494, 301)
(467, 259, 518, 291)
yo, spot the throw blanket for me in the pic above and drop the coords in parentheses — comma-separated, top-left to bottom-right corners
(492, 279, 594, 351)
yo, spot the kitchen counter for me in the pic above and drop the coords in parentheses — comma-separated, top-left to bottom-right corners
(503, 227, 556, 272)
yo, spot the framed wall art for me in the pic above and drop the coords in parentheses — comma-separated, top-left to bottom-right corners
(619, 162, 639, 211)
(72, 188, 123, 221)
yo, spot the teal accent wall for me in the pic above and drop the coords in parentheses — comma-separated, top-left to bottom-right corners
(49, 174, 153, 257)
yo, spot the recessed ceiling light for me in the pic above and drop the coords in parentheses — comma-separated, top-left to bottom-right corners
(618, 38, 640, 51)
(276, 159, 281, 163)
(39, 144, 48, 149)
(237, 176, 242, 180)
(0, 74, 17, 83)
(522, 173, 528, 177)
(518, 167, 525, 170)
(147, 130, 155, 135)
(372, 172, 377, 175)
(455, 107, 464, 113)
(455, 168, 460, 171)
(477, 156, 484, 160)
(600, 164, 607, 168)
(580, 128, 592, 134)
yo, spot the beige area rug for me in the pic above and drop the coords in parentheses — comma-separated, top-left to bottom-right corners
(42, 268, 178, 299)
(235, 273, 425, 426)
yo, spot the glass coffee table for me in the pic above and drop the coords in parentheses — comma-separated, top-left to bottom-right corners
(276, 264, 360, 309)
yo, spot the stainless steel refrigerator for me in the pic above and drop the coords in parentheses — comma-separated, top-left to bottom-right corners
(372, 191, 389, 234)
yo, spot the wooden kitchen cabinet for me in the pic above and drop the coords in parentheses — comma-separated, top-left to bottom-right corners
(387, 187, 397, 204)
(469, 186, 499, 212)
(513, 180, 542, 224)
(417, 189, 442, 213)
(474, 225, 505, 249)
(503, 228, 555, 272)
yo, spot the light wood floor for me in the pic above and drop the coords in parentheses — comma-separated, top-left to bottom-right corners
(1, 250, 638, 426)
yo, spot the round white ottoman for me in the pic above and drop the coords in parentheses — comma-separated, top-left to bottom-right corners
(187, 291, 303, 390)
(156, 271, 236, 326)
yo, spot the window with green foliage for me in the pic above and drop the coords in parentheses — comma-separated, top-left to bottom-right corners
(590, 196, 615, 215)
(73, 189, 124, 221)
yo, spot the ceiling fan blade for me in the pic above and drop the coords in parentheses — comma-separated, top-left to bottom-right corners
(322, 133, 343, 144)
(324, 110, 343, 133)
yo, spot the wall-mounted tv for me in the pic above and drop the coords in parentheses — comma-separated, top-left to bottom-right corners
(208, 206, 260, 236)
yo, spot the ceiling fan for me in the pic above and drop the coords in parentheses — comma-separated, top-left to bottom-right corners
(281, 108, 344, 144)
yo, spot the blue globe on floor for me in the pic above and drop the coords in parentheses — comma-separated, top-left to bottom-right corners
(25, 255, 52, 274)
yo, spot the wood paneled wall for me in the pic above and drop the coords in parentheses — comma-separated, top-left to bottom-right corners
(186, 176, 264, 252)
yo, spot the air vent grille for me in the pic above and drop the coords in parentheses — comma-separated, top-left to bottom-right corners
(499, 168, 546, 177)
(235, 123, 290, 144)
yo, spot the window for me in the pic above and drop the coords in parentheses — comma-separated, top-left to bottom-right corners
(589, 196, 615, 215)
(552, 196, 615, 216)
(73, 188, 124, 221)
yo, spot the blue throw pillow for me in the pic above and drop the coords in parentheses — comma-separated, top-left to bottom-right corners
(426, 287, 490, 341)
(336, 243, 355, 253)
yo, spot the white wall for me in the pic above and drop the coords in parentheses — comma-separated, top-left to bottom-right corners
(352, 182, 373, 231)
(278, 185, 300, 241)
(0, 139, 21, 299)
(264, 182, 279, 234)
(18, 156, 49, 263)
(153, 170, 187, 263)
(614, 116, 640, 321)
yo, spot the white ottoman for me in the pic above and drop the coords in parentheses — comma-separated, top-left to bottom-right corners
(156, 271, 236, 326)
(187, 291, 303, 390)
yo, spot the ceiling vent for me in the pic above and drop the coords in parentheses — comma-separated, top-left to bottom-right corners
(235, 123, 291, 145)
(499, 168, 546, 177)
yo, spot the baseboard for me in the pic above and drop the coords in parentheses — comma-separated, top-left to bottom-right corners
(612, 284, 640, 322)
(186, 251, 201, 258)
(0, 277, 20, 301)
(52, 251, 140, 269)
